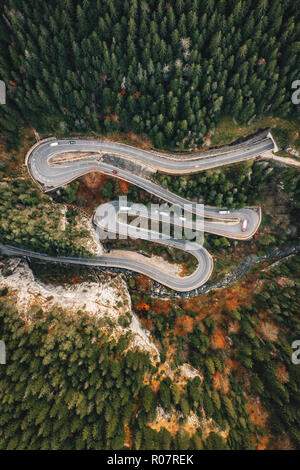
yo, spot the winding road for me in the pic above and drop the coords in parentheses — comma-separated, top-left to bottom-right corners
(2, 132, 274, 291)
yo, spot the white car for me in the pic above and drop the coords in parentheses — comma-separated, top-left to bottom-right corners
(241, 219, 248, 232)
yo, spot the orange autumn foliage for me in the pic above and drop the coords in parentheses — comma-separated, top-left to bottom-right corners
(140, 317, 154, 331)
(135, 275, 151, 293)
(210, 328, 226, 349)
(246, 400, 268, 428)
(256, 435, 269, 451)
(174, 314, 194, 336)
(213, 370, 230, 394)
(276, 364, 289, 384)
(124, 424, 133, 448)
(82, 171, 108, 190)
(134, 301, 150, 312)
(150, 299, 171, 315)
(104, 114, 119, 121)
(179, 263, 188, 277)
(118, 179, 130, 195)
(69, 276, 81, 284)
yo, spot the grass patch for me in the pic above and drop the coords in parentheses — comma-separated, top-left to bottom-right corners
(211, 115, 300, 151)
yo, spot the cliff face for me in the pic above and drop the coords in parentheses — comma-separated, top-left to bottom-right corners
(0, 257, 158, 358)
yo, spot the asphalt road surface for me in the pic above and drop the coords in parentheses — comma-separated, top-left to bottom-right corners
(4, 133, 273, 291)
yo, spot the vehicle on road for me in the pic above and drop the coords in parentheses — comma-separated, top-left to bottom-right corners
(241, 219, 248, 232)
(23, 136, 265, 291)
(219, 210, 230, 214)
(50, 142, 58, 147)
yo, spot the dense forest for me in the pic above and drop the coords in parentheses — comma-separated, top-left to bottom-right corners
(130, 255, 300, 449)
(155, 160, 300, 210)
(0, 284, 224, 450)
(0, 0, 300, 452)
(0, 0, 299, 149)
(0, 179, 92, 256)
(0, 253, 299, 449)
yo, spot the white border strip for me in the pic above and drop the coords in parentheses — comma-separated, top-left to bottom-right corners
(267, 131, 279, 153)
